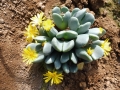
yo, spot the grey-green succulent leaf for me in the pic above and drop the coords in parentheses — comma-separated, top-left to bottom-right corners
(92, 40, 103, 46)
(52, 37, 63, 52)
(63, 11, 71, 24)
(75, 48, 93, 62)
(62, 40, 74, 52)
(56, 30, 78, 40)
(70, 64, 78, 73)
(52, 6, 61, 14)
(77, 22, 91, 34)
(52, 13, 67, 30)
(54, 56, 61, 70)
(34, 36, 50, 42)
(68, 17, 80, 31)
(33, 52, 45, 63)
(62, 63, 70, 73)
(81, 13, 95, 25)
(88, 28, 106, 37)
(26, 43, 41, 53)
(70, 52, 78, 64)
(39, 27, 48, 36)
(89, 34, 99, 41)
(75, 34, 89, 48)
(74, 8, 86, 22)
(45, 52, 59, 64)
(43, 42, 53, 55)
(47, 27, 58, 38)
(60, 52, 70, 63)
(61, 6, 69, 13)
(71, 8, 80, 16)
(91, 45, 104, 60)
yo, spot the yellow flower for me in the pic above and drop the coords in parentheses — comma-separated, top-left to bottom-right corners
(101, 39, 111, 56)
(30, 12, 45, 26)
(99, 27, 103, 34)
(43, 19, 54, 31)
(24, 24, 39, 42)
(43, 71, 63, 85)
(87, 47, 94, 55)
(22, 47, 38, 65)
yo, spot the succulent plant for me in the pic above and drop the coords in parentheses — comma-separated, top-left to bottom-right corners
(23, 6, 111, 74)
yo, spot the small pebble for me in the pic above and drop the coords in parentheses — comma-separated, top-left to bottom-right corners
(0, 18, 4, 24)
(36, 2, 43, 8)
(79, 82, 86, 88)
(13, 1, 18, 4)
(1, 0, 6, 3)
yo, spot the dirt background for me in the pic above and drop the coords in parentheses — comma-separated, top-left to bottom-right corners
(0, 0, 120, 90)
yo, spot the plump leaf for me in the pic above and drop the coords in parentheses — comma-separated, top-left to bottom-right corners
(89, 34, 99, 41)
(70, 64, 78, 73)
(77, 22, 91, 34)
(91, 45, 104, 60)
(33, 52, 45, 63)
(52, 13, 67, 30)
(54, 56, 61, 70)
(63, 11, 71, 24)
(60, 52, 70, 63)
(75, 34, 89, 48)
(34, 36, 50, 42)
(47, 27, 58, 38)
(52, 6, 61, 14)
(75, 48, 93, 62)
(43, 42, 53, 55)
(56, 30, 78, 40)
(92, 40, 103, 46)
(61, 6, 69, 13)
(45, 52, 58, 64)
(51, 37, 63, 52)
(71, 8, 80, 16)
(81, 13, 95, 24)
(62, 63, 70, 73)
(62, 40, 74, 52)
(70, 52, 78, 64)
(26, 43, 41, 53)
(68, 17, 80, 31)
(39, 27, 47, 36)
(88, 28, 106, 37)
(74, 8, 86, 22)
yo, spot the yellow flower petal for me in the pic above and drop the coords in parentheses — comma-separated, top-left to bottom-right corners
(22, 47, 38, 65)
(101, 39, 111, 56)
(87, 47, 94, 55)
(30, 12, 45, 26)
(43, 71, 63, 85)
(24, 24, 39, 43)
(99, 27, 103, 34)
(42, 19, 54, 31)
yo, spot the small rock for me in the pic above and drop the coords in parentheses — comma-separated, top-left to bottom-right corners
(0, 18, 4, 24)
(13, 1, 18, 4)
(1, 0, 6, 3)
(0, 24, 3, 29)
(36, 2, 43, 8)
(41, 5, 45, 11)
(22, 0, 27, 3)
(0, 31, 3, 35)
(79, 82, 86, 88)
(106, 81, 110, 87)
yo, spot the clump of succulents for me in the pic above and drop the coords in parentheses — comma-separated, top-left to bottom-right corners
(22, 6, 111, 85)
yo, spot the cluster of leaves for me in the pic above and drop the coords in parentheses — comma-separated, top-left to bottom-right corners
(22, 6, 111, 85)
